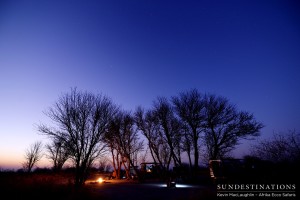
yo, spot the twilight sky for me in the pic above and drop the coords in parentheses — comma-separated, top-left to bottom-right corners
(1, 0, 299, 169)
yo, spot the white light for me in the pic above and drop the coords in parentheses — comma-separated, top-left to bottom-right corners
(176, 184, 191, 188)
(159, 183, 192, 188)
(146, 183, 196, 188)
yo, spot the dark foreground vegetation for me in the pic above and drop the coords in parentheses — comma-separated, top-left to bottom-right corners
(0, 170, 81, 200)
(0, 168, 216, 200)
(1, 160, 298, 200)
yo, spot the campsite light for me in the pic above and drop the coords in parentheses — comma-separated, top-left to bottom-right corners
(97, 177, 103, 183)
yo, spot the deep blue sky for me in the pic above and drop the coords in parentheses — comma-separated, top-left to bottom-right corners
(1, 0, 299, 169)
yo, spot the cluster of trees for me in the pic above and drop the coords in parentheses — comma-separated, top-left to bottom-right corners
(23, 88, 263, 186)
(251, 130, 300, 164)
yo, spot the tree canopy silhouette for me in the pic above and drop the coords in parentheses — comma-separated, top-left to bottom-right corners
(38, 88, 118, 186)
(172, 89, 204, 169)
(203, 94, 264, 159)
(36, 87, 263, 181)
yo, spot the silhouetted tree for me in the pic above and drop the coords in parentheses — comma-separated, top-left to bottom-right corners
(172, 89, 204, 169)
(38, 88, 118, 186)
(203, 94, 263, 159)
(22, 141, 43, 173)
(45, 138, 69, 171)
(105, 123, 122, 179)
(135, 107, 170, 169)
(98, 156, 111, 172)
(104, 126, 122, 179)
(108, 110, 144, 180)
(153, 97, 182, 168)
(181, 125, 194, 169)
(251, 130, 300, 163)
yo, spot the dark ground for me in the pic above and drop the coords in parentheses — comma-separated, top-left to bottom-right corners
(2, 164, 297, 200)
(0, 171, 217, 200)
(86, 179, 217, 200)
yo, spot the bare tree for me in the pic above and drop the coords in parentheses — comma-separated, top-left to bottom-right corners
(153, 97, 182, 168)
(22, 141, 43, 173)
(108, 110, 144, 180)
(104, 128, 122, 179)
(98, 156, 111, 172)
(45, 138, 69, 171)
(181, 125, 194, 169)
(38, 88, 118, 186)
(135, 106, 170, 169)
(251, 130, 300, 163)
(172, 89, 204, 169)
(203, 94, 263, 159)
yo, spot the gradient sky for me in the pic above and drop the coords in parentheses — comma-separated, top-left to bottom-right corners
(1, 0, 299, 169)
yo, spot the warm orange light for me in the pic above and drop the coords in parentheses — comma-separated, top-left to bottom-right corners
(97, 177, 103, 183)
